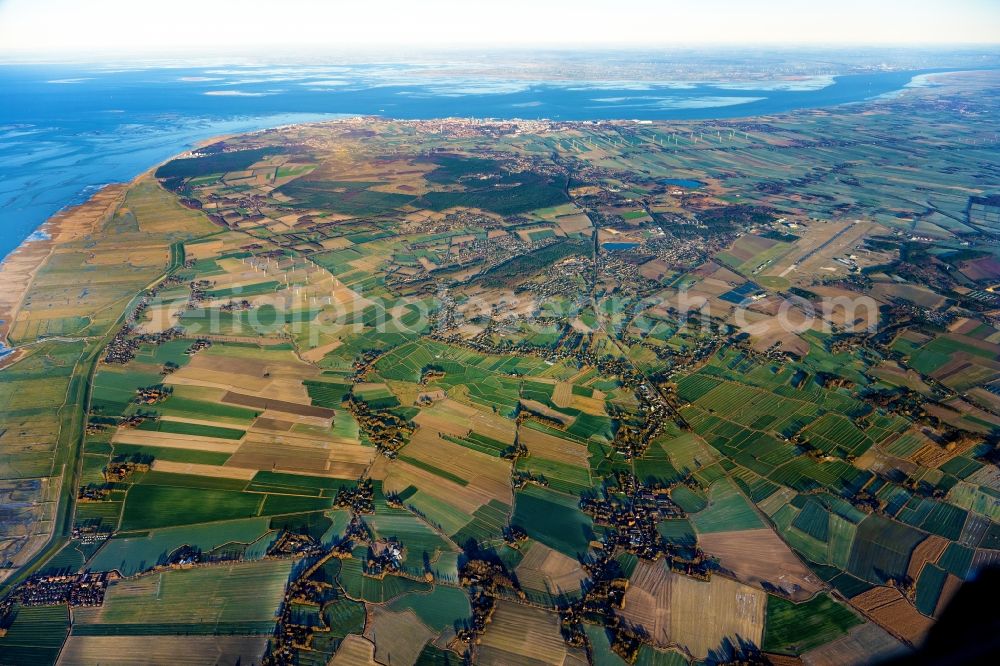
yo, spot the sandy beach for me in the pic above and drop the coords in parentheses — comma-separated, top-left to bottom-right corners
(0, 183, 128, 350)
(0, 130, 246, 354)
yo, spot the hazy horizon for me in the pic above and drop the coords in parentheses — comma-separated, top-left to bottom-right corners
(1, 0, 999, 56)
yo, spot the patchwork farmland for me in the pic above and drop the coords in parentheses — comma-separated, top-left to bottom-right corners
(1, 69, 999, 665)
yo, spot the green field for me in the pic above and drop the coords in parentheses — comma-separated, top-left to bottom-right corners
(338, 556, 432, 603)
(136, 419, 246, 440)
(688, 478, 764, 534)
(0, 605, 70, 666)
(88, 518, 275, 575)
(73, 559, 293, 634)
(119, 481, 334, 531)
(512, 484, 595, 557)
(763, 593, 863, 654)
(846, 515, 925, 584)
(388, 586, 472, 631)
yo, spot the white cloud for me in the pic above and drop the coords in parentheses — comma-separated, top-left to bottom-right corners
(1, 0, 997, 54)
(203, 90, 276, 97)
(590, 95, 766, 109)
(303, 79, 350, 87)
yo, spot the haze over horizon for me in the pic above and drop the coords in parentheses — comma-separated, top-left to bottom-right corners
(1, 0, 999, 56)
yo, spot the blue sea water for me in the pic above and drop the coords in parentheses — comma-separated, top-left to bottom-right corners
(0, 62, 955, 260)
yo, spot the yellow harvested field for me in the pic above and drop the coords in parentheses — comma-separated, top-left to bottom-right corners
(167, 367, 269, 394)
(800, 623, 907, 666)
(151, 460, 256, 480)
(570, 394, 607, 416)
(57, 635, 268, 665)
(320, 237, 354, 250)
(111, 430, 242, 454)
(201, 267, 277, 291)
(514, 541, 587, 598)
(397, 429, 512, 505)
(519, 399, 574, 426)
(227, 435, 373, 478)
(137, 301, 187, 334)
(620, 560, 765, 659)
(478, 601, 584, 666)
(739, 306, 813, 357)
(519, 427, 591, 467)
(851, 586, 933, 646)
(551, 382, 573, 408)
(329, 635, 380, 666)
(413, 399, 516, 445)
(380, 460, 483, 516)
(256, 408, 333, 429)
(185, 344, 316, 374)
(243, 425, 360, 450)
(365, 606, 435, 666)
(300, 338, 343, 363)
(167, 352, 316, 403)
(555, 213, 593, 234)
(184, 238, 225, 259)
(906, 535, 950, 581)
(697, 528, 823, 600)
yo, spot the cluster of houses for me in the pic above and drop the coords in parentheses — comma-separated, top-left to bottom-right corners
(581, 475, 685, 560)
(10, 572, 114, 608)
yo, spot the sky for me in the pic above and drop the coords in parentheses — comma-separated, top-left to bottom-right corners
(0, 0, 998, 54)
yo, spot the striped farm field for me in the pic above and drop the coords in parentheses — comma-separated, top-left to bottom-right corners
(0, 605, 69, 666)
(620, 559, 766, 659)
(58, 635, 269, 665)
(72, 559, 293, 634)
(689, 478, 764, 534)
(763, 593, 862, 654)
(477, 601, 584, 666)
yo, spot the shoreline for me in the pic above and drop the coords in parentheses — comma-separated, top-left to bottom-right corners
(0, 139, 228, 350)
(0, 181, 130, 350)
(0, 118, 352, 351)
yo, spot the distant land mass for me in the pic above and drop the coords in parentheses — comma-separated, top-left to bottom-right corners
(2, 52, 995, 259)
